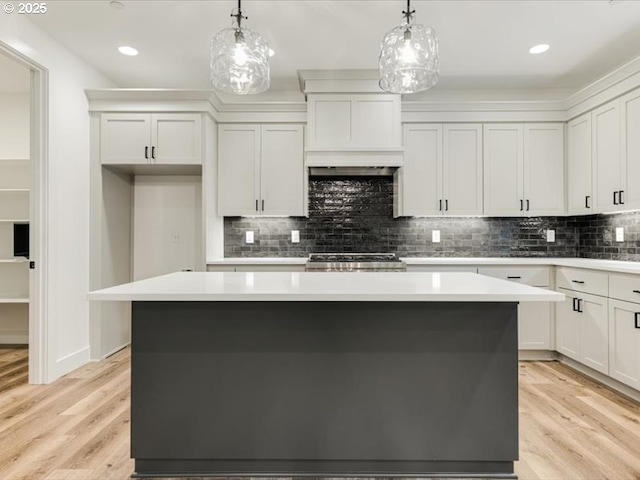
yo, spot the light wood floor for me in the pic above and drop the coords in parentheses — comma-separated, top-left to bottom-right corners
(1, 347, 639, 480)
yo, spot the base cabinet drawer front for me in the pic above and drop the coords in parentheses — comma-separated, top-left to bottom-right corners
(518, 302, 552, 350)
(608, 299, 640, 390)
(556, 267, 608, 297)
(609, 273, 640, 304)
(478, 266, 549, 287)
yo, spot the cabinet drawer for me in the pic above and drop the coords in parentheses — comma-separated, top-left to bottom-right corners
(609, 273, 640, 304)
(407, 265, 478, 273)
(478, 266, 549, 286)
(556, 267, 608, 296)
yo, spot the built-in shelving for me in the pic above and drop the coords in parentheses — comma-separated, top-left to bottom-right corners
(0, 296, 29, 304)
(0, 258, 29, 263)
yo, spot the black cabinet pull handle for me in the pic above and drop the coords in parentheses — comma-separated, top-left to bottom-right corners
(577, 298, 583, 313)
(439, 199, 442, 211)
(571, 280, 585, 284)
(144, 146, 149, 159)
(151, 146, 156, 159)
(520, 199, 523, 211)
(620, 190, 625, 205)
(633, 290, 640, 294)
(445, 199, 449, 211)
(255, 199, 258, 212)
(572, 298, 578, 312)
(614, 191, 619, 205)
(507, 276, 521, 279)
(635, 312, 640, 329)
(585, 195, 591, 209)
(526, 199, 530, 211)
(262, 199, 265, 211)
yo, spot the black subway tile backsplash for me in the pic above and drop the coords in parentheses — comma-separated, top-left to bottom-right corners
(224, 177, 640, 262)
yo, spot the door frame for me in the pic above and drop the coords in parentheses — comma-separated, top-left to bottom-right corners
(0, 41, 49, 384)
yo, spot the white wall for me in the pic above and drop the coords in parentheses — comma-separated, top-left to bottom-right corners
(0, 93, 29, 160)
(0, 15, 116, 381)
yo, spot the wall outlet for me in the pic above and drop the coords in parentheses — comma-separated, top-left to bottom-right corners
(291, 230, 300, 243)
(246, 231, 254, 244)
(546, 229, 555, 242)
(616, 227, 624, 242)
(432, 230, 441, 243)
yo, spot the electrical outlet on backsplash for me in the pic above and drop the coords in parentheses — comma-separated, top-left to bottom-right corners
(224, 178, 640, 261)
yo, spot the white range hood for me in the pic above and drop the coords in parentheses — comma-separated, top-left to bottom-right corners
(301, 70, 404, 168)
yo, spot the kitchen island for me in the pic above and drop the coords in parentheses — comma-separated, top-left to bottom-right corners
(89, 271, 563, 479)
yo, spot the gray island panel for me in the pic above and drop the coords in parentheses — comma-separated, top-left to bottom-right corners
(131, 300, 518, 477)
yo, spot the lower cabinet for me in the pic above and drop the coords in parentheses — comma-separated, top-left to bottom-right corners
(608, 299, 640, 390)
(556, 287, 609, 374)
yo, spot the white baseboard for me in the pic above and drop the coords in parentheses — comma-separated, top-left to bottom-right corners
(0, 332, 29, 344)
(51, 346, 90, 382)
(100, 342, 130, 360)
(519, 350, 557, 361)
(557, 354, 640, 403)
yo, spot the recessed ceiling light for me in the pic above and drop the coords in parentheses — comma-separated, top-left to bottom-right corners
(529, 44, 550, 55)
(118, 45, 139, 56)
(109, 0, 125, 9)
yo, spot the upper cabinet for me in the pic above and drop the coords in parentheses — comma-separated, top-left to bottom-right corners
(567, 113, 593, 214)
(100, 113, 202, 165)
(306, 94, 403, 167)
(484, 123, 564, 216)
(396, 124, 482, 216)
(621, 89, 640, 210)
(592, 100, 622, 212)
(218, 124, 305, 217)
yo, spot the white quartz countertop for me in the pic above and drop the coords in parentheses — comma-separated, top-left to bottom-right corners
(208, 257, 640, 274)
(88, 271, 563, 302)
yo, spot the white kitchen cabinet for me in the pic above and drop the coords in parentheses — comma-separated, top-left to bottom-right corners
(218, 124, 305, 217)
(483, 123, 564, 216)
(479, 266, 553, 350)
(567, 113, 593, 214)
(397, 124, 482, 216)
(608, 299, 640, 391)
(621, 88, 640, 210)
(556, 287, 609, 374)
(592, 100, 622, 212)
(101, 113, 202, 165)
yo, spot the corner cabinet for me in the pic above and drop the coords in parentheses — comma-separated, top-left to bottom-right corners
(483, 123, 564, 216)
(218, 124, 305, 217)
(567, 113, 593, 214)
(100, 113, 202, 165)
(396, 124, 482, 216)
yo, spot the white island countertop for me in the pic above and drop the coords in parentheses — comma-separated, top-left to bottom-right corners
(88, 271, 564, 302)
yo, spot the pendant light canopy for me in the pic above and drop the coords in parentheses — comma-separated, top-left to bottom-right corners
(211, 0, 271, 95)
(379, 0, 439, 94)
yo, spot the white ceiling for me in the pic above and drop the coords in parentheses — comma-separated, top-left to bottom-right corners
(26, 0, 640, 101)
(0, 53, 30, 93)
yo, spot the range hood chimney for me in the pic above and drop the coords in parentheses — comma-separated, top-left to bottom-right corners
(300, 70, 404, 169)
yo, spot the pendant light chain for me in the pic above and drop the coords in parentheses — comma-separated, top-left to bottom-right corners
(402, 0, 415, 25)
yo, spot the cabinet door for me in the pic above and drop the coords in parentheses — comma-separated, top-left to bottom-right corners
(399, 124, 442, 216)
(567, 114, 593, 214)
(151, 114, 202, 165)
(556, 288, 580, 361)
(218, 125, 260, 216)
(100, 113, 150, 165)
(518, 302, 552, 350)
(483, 124, 523, 216)
(443, 124, 483, 215)
(523, 124, 565, 215)
(592, 100, 622, 212)
(260, 125, 305, 216)
(580, 292, 608, 374)
(621, 89, 640, 210)
(608, 299, 640, 390)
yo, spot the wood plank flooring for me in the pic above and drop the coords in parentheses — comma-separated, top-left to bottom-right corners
(0, 347, 639, 480)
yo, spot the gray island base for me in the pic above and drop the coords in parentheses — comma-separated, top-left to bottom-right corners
(131, 300, 518, 478)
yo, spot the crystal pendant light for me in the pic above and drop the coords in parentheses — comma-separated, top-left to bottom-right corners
(379, 0, 439, 94)
(211, 0, 271, 95)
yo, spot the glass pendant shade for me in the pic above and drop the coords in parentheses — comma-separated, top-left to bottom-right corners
(211, 8, 271, 95)
(379, 17, 439, 94)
